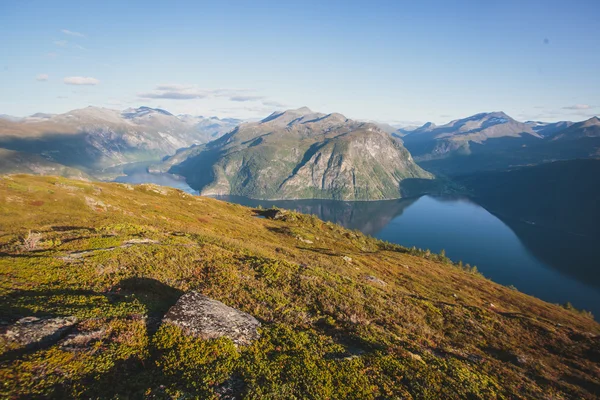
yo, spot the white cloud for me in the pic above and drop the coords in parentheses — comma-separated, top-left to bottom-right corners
(230, 95, 265, 102)
(36, 74, 49, 81)
(262, 100, 288, 108)
(61, 29, 86, 38)
(139, 91, 207, 100)
(63, 76, 100, 85)
(138, 84, 245, 100)
(53, 40, 68, 47)
(562, 104, 592, 110)
(155, 84, 195, 91)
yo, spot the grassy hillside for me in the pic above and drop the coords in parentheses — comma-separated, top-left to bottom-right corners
(0, 175, 598, 399)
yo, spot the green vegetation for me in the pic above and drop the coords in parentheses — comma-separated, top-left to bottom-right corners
(0, 175, 599, 399)
(161, 110, 434, 201)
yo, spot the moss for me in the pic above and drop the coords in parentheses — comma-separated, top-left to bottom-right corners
(0, 175, 598, 399)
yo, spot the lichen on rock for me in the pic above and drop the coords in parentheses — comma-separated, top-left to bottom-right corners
(163, 292, 261, 346)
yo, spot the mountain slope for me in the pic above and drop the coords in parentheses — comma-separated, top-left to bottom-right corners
(158, 108, 433, 200)
(459, 159, 600, 237)
(0, 107, 241, 176)
(405, 113, 600, 176)
(0, 148, 91, 180)
(402, 112, 540, 161)
(0, 175, 598, 399)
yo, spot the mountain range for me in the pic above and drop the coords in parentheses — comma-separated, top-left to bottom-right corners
(1, 105, 598, 203)
(0, 106, 240, 177)
(402, 112, 600, 176)
(153, 107, 434, 200)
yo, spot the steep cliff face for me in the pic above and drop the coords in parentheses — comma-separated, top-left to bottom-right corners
(162, 108, 433, 200)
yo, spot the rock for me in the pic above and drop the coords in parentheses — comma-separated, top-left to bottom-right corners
(258, 208, 287, 220)
(364, 275, 387, 286)
(61, 328, 106, 351)
(343, 256, 353, 263)
(296, 236, 313, 244)
(163, 292, 261, 346)
(1, 316, 78, 348)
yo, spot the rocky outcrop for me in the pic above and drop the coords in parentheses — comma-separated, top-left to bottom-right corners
(1, 316, 78, 349)
(163, 292, 261, 346)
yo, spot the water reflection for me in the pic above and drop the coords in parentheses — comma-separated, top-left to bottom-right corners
(215, 196, 417, 235)
(111, 167, 600, 317)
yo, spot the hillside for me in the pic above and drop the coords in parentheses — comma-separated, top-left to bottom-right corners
(0, 175, 599, 399)
(0, 148, 91, 180)
(458, 159, 600, 238)
(0, 107, 239, 176)
(156, 107, 434, 201)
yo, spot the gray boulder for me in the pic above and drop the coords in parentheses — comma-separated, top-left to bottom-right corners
(1, 316, 78, 348)
(163, 292, 261, 346)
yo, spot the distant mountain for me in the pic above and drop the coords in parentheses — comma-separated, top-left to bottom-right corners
(550, 116, 600, 140)
(402, 112, 540, 161)
(177, 114, 242, 142)
(525, 120, 574, 137)
(0, 148, 90, 180)
(154, 107, 433, 200)
(0, 106, 242, 177)
(0, 114, 23, 122)
(402, 112, 600, 176)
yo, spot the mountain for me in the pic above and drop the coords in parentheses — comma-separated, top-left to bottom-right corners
(459, 159, 600, 238)
(1, 175, 598, 399)
(404, 113, 600, 176)
(0, 148, 91, 180)
(0, 106, 241, 177)
(550, 116, 600, 140)
(177, 114, 242, 142)
(525, 120, 574, 137)
(156, 107, 434, 200)
(0, 114, 22, 122)
(402, 112, 540, 161)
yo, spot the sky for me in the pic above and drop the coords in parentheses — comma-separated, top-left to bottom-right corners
(1, 0, 599, 125)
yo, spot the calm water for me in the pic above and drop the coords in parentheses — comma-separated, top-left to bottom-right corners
(114, 168, 600, 317)
(114, 163, 198, 194)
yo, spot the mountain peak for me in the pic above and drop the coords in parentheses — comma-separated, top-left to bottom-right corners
(294, 106, 313, 114)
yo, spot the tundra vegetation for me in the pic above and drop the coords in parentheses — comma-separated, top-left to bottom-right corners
(0, 175, 598, 399)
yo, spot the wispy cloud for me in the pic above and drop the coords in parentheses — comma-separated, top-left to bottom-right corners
(61, 29, 86, 38)
(138, 84, 258, 101)
(562, 104, 592, 110)
(155, 84, 195, 91)
(64, 76, 100, 85)
(53, 40, 68, 47)
(230, 95, 265, 102)
(139, 91, 207, 100)
(262, 100, 288, 108)
(36, 74, 49, 81)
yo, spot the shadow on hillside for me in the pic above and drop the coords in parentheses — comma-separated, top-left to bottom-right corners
(0, 277, 182, 341)
(0, 277, 185, 397)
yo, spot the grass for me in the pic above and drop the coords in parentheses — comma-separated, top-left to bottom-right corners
(0, 174, 599, 399)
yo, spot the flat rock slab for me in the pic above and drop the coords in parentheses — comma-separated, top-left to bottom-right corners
(163, 292, 261, 346)
(1, 316, 78, 348)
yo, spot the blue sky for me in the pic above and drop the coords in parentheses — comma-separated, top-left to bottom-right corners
(1, 0, 599, 124)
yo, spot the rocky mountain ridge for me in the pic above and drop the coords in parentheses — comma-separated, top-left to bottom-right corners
(157, 107, 434, 200)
